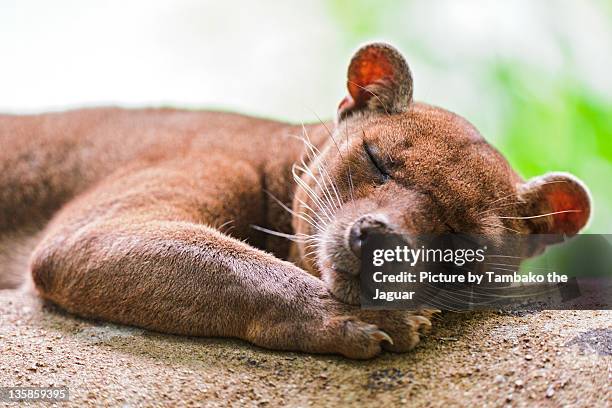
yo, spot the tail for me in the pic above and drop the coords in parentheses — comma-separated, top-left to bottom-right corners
(0, 113, 87, 232)
(0, 107, 170, 288)
(0, 110, 103, 288)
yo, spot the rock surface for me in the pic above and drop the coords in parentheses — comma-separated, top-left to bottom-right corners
(0, 288, 610, 407)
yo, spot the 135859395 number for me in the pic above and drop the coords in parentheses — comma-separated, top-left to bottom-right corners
(0, 387, 70, 402)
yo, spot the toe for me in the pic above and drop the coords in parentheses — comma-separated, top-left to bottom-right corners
(336, 318, 390, 359)
(411, 315, 432, 334)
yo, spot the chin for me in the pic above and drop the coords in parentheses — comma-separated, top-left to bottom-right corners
(319, 265, 361, 305)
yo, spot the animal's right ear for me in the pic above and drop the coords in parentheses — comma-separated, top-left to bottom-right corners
(515, 172, 591, 257)
(518, 172, 591, 236)
(337, 43, 413, 121)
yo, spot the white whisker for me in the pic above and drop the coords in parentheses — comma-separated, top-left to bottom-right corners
(498, 210, 582, 220)
(250, 225, 311, 243)
(263, 189, 325, 232)
(292, 164, 334, 222)
(299, 127, 343, 209)
(481, 222, 522, 234)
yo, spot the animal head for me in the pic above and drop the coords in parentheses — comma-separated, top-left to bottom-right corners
(292, 43, 591, 304)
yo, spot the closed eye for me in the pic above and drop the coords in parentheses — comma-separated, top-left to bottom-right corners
(363, 141, 391, 182)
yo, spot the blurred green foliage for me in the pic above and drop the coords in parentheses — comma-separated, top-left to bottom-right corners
(490, 64, 612, 232)
(326, 0, 612, 232)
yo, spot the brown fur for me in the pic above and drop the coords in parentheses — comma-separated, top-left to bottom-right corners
(0, 43, 590, 359)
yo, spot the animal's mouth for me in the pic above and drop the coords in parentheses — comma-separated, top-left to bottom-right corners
(310, 214, 391, 304)
(316, 250, 362, 305)
(320, 265, 362, 305)
(319, 239, 361, 277)
(318, 254, 359, 278)
(330, 264, 358, 277)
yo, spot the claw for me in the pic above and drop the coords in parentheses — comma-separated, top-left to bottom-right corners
(372, 329, 394, 345)
(412, 316, 432, 333)
(418, 308, 442, 319)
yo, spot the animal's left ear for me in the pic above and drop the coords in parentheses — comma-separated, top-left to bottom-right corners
(518, 172, 591, 236)
(338, 43, 413, 121)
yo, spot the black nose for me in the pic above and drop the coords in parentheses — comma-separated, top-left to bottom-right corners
(349, 214, 390, 258)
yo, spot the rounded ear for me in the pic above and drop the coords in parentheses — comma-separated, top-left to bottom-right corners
(337, 43, 413, 121)
(518, 172, 591, 236)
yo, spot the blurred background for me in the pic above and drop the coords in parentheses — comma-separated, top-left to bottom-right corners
(2, 0, 611, 232)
